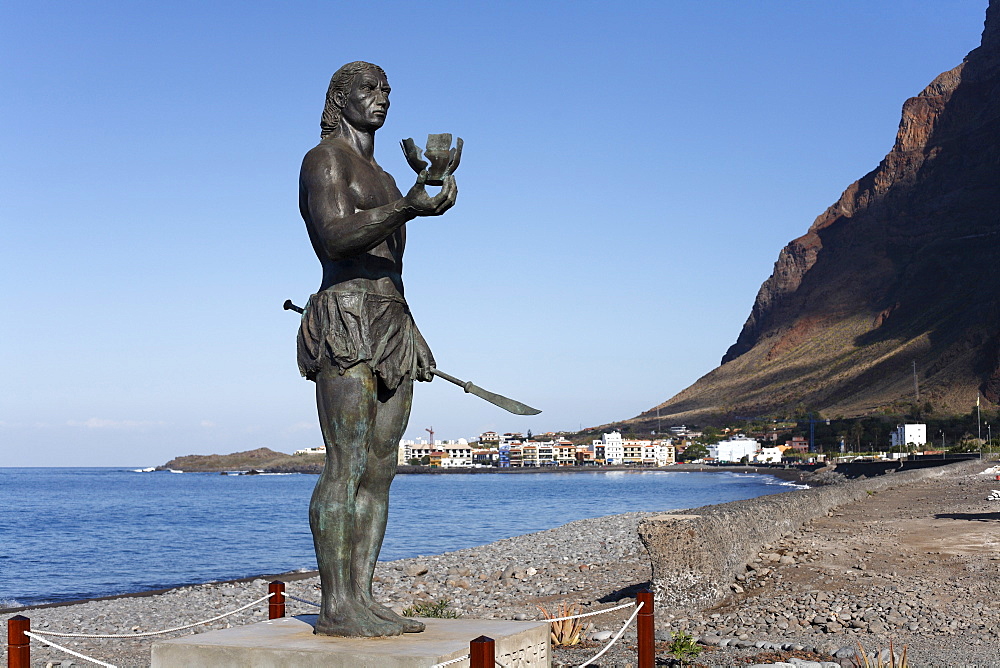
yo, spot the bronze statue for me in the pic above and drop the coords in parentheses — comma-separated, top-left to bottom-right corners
(296, 61, 457, 637)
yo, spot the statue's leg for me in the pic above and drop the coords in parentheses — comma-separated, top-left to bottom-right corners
(310, 364, 403, 637)
(352, 376, 426, 632)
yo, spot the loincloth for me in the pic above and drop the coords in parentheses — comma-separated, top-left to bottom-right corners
(297, 290, 420, 389)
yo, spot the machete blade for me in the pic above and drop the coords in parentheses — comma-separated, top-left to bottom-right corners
(463, 382, 542, 416)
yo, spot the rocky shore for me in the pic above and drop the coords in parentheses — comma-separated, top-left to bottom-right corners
(4, 461, 998, 667)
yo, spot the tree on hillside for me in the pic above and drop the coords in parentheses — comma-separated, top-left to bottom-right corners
(695, 426, 722, 446)
(849, 422, 864, 451)
(679, 443, 709, 462)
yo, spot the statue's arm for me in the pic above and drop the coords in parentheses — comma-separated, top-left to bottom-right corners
(301, 150, 416, 261)
(301, 149, 457, 261)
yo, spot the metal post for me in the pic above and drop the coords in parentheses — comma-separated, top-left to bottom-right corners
(469, 635, 495, 668)
(809, 415, 816, 454)
(7, 615, 30, 668)
(637, 589, 655, 668)
(268, 581, 285, 619)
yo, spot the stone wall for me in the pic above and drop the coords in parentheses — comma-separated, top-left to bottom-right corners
(637, 459, 984, 612)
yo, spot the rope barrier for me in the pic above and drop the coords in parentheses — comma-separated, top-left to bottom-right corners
(430, 653, 469, 667)
(23, 631, 117, 668)
(537, 600, 634, 623)
(424, 598, 638, 667)
(30, 593, 272, 639)
(575, 600, 644, 668)
(17, 583, 648, 668)
(284, 593, 321, 607)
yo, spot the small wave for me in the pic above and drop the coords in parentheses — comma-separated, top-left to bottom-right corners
(766, 479, 809, 489)
(0, 598, 23, 609)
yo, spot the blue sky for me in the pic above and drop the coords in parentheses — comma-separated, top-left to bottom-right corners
(1, 1, 989, 466)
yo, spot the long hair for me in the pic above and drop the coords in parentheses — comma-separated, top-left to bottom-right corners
(320, 61, 387, 139)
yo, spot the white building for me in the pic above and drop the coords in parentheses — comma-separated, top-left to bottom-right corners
(591, 431, 624, 464)
(753, 446, 784, 463)
(709, 436, 760, 463)
(642, 441, 676, 466)
(890, 424, 927, 450)
(587, 432, 675, 466)
(403, 438, 473, 466)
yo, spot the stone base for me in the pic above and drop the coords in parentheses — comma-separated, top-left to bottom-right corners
(150, 615, 550, 668)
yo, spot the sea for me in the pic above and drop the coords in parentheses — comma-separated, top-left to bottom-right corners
(0, 467, 803, 608)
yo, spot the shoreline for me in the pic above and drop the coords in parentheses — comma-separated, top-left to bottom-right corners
(2, 468, 812, 613)
(395, 463, 820, 486)
(4, 460, 997, 666)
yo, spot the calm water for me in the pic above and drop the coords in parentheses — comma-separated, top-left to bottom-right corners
(0, 467, 801, 607)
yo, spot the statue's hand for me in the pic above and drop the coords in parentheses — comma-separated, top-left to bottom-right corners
(414, 330, 435, 382)
(404, 171, 457, 217)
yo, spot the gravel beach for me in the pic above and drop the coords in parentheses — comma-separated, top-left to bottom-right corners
(4, 462, 998, 667)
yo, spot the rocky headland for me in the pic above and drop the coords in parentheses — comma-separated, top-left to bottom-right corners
(159, 447, 325, 473)
(5, 459, 999, 667)
(633, 0, 1000, 427)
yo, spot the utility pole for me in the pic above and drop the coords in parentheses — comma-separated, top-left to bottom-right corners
(977, 395, 982, 459)
(913, 360, 919, 404)
(809, 414, 816, 454)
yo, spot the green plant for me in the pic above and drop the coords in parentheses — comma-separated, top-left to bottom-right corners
(679, 443, 709, 462)
(665, 630, 702, 665)
(402, 598, 460, 618)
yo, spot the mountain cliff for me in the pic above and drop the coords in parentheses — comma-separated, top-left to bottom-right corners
(635, 1, 1000, 426)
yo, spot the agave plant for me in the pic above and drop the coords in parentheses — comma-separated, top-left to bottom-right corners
(856, 639, 908, 668)
(537, 603, 592, 647)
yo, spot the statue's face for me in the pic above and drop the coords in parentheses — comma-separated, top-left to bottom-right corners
(340, 69, 390, 132)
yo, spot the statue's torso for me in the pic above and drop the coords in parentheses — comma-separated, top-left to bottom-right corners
(300, 138, 406, 297)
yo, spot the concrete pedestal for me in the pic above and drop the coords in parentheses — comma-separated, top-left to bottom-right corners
(150, 615, 550, 668)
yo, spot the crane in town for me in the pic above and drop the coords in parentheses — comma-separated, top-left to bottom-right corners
(425, 426, 435, 446)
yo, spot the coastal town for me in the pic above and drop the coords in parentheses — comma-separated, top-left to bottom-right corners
(291, 423, 939, 468)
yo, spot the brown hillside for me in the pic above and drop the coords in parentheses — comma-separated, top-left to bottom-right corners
(161, 447, 324, 473)
(633, 1, 1000, 427)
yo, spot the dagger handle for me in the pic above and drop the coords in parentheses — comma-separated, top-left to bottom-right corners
(429, 368, 466, 387)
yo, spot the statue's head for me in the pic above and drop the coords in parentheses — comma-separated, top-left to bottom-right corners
(320, 61, 388, 138)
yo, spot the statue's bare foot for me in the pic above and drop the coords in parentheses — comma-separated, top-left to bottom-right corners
(369, 601, 426, 633)
(314, 600, 404, 637)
